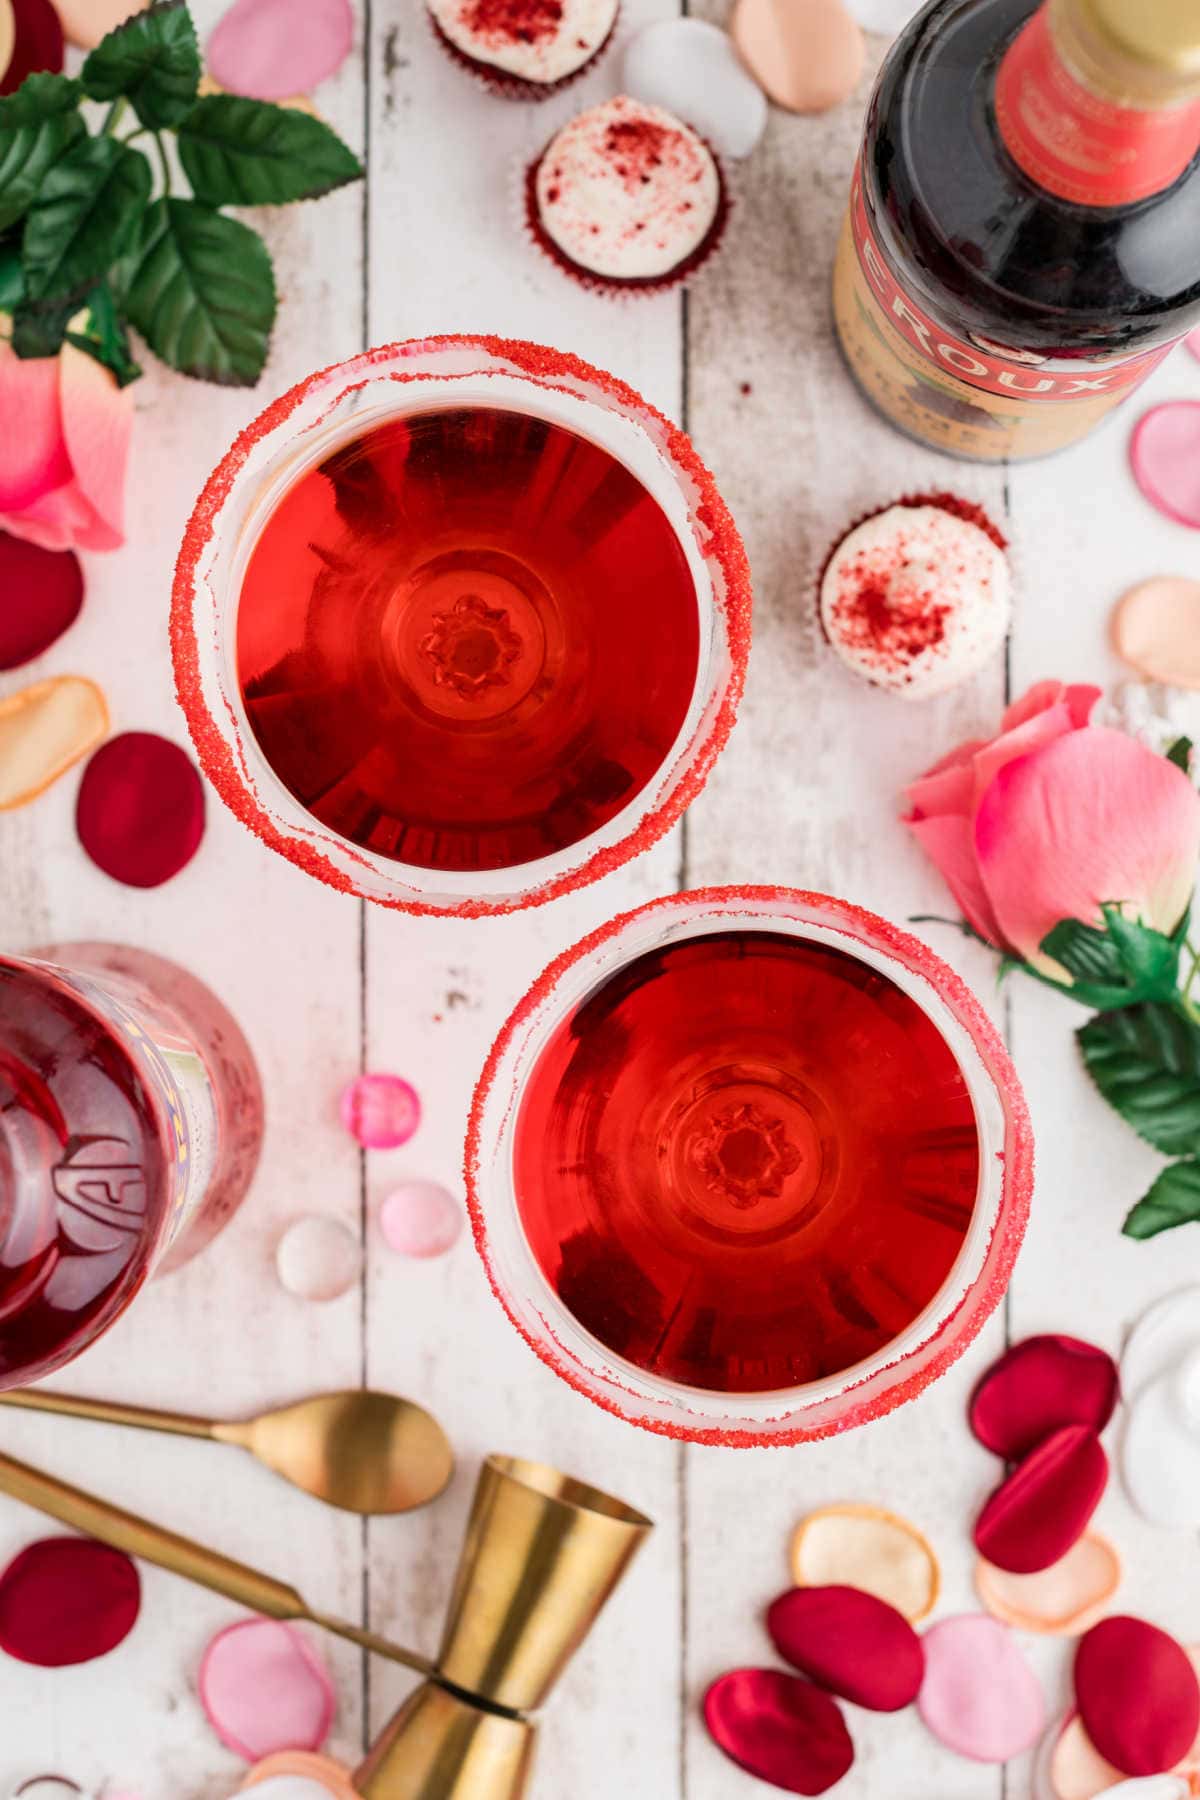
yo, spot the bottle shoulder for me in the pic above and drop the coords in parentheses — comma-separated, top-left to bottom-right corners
(866, 0, 1200, 349)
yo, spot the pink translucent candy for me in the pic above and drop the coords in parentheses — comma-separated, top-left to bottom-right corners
(208, 0, 353, 100)
(340, 1074, 420, 1149)
(380, 1181, 462, 1259)
(1131, 404, 1200, 529)
(199, 1619, 335, 1762)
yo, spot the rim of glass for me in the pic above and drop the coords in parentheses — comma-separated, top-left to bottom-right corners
(171, 335, 753, 918)
(465, 886, 1034, 1448)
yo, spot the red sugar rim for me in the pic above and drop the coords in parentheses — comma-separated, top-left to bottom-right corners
(523, 138, 732, 296)
(463, 884, 1034, 1447)
(427, 4, 620, 101)
(171, 335, 752, 918)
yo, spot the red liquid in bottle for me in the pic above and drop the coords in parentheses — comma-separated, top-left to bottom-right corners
(236, 406, 701, 873)
(514, 931, 980, 1393)
(0, 963, 167, 1384)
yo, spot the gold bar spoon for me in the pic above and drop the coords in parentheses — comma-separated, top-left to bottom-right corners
(0, 1387, 453, 1516)
(0, 1443, 435, 1678)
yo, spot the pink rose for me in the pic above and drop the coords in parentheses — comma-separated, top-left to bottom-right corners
(0, 339, 132, 551)
(905, 680, 1200, 973)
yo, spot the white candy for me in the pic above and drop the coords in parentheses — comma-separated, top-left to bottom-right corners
(1120, 1348, 1200, 1530)
(1120, 1285, 1200, 1401)
(622, 19, 768, 160)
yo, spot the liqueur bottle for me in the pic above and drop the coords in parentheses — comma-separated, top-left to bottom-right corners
(835, 0, 1200, 461)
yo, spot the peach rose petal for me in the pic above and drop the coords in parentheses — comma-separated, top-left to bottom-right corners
(207, 0, 353, 101)
(731, 0, 864, 114)
(239, 1752, 358, 1800)
(1050, 1714, 1127, 1800)
(976, 1533, 1121, 1636)
(790, 1503, 940, 1623)
(54, 0, 144, 48)
(0, 0, 14, 84)
(0, 676, 108, 811)
(1112, 578, 1200, 690)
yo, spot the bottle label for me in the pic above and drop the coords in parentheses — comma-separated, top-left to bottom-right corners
(995, 9, 1200, 207)
(833, 161, 1178, 460)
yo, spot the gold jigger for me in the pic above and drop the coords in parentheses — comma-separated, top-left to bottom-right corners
(352, 1455, 653, 1800)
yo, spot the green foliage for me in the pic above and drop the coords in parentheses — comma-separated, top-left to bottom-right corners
(1124, 1160, 1200, 1240)
(177, 95, 362, 206)
(123, 198, 275, 385)
(81, 2, 201, 131)
(1079, 1003, 1200, 1157)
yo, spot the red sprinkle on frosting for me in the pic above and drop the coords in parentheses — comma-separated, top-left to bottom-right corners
(461, 0, 563, 43)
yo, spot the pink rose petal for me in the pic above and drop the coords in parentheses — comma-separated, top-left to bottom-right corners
(199, 1620, 335, 1763)
(0, 346, 71, 513)
(340, 1074, 420, 1149)
(969, 1335, 1119, 1461)
(974, 1426, 1108, 1575)
(918, 1614, 1045, 1763)
(907, 813, 1006, 945)
(703, 1668, 855, 1795)
(0, 532, 83, 669)
(58, 342, 132, 549)
(208, 0, 353, 100)
(379, 1181, 461, 1258)
(1131, 404, 1200, 529)
(1075, 1618, 1200, 1778)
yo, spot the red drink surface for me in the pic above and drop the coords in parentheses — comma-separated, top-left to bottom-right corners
(514, 930, 980, 1393)
(0, 964, 166, 1383)
(236, 406, 701, 873)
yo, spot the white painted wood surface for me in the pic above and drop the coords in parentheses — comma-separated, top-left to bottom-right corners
(2, 3, 1199, 1796)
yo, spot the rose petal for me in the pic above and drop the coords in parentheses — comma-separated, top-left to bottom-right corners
(918, 1614, 1045, 1763)
(0, 0, 63, 93)
(1000, 681, 1100, 733)
(1112, 578, 1200, 691)
(1100, 1780, 1191, 1798)
(1075, 1618, 1200, 1777)
(969, 1334, 1120, 1460)
(703, 1668, 855, 1795)
(0, 479, 111, 553)
(1049, 1713, 1127, 1800)
(207, 0, 353, 100)
(0, 1537, 139, 1666)
(767, 1585, 924, 1711)
(790, 1504, 940, 1624)
(76, 732, 206, 887)
(970, 700, 1078, 805)
(340, 1074, 420, 1149)
(976, 1533, 1122, 1637)
(974, 1426, 1108, 1575)
(1120, 1353, 1200, 1531)
(0, 345, 69, 511)
(0, 531, 83, 669)
(905, 738, 985, 820)
(975, 728, 1200, 966)
(200, 1620, 335, 1762)
(58, 342, 132, 548)
(907, 813, 1006, 945)
(0, 675, 108, 811)
(237, 1750, 359, 1799)
(1122, 1287, 1200, 1403)
(53, 0, 144, 49)
(1131, 404, 1200, 529)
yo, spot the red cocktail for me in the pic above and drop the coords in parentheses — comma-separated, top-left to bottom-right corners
(174, 338, 750, 914)
(468, 889, 1032, 1445)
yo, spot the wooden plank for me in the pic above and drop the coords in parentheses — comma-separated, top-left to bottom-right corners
(0, 3, 369, 1786)
(683, 15, 1011, 1797)
(360, 4, 689, 1791)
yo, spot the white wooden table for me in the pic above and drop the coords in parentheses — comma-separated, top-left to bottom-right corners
(3, 3, 1200, 1795)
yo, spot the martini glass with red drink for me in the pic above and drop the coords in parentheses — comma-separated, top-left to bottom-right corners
(173, 337, 750, 916)
(467, 888, 1032, 1445)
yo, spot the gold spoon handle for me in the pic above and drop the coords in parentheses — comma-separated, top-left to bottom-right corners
(0, 1446, 433, 1679)
(0, 1389, 215, 1439)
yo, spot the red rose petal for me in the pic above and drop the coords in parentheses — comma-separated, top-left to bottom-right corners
(969, 1334, 1119, 1460)
(1, 0, 64, 93)
(767, 1585, 924, 1712)
(0, 1537, 140, 1666)
(0, 531, 84, 670)
(1075, 1618, 1200, 1777)
(974, 1425, 1108, 1574)
(703, 1669, 854, 1795)
(76, 732, 205, 887)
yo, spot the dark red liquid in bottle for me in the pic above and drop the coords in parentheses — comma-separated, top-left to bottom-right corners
(0, 963, 167, 1385)
(514, 931, 980, 1393)
(236, 406, 701, 873)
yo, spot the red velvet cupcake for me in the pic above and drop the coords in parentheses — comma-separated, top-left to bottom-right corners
(427, 0, 618, 100)
(526, 94, 729, 294)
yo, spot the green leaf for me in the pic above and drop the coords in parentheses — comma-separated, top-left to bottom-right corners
(65, 283, 141, 386)
(122, 197, 275, 385)
(1079, 1002, 1200, 1156)
(11, 290, 79, 357)
(81, 0, 200, 130)
(0, 75, 86, 233)
(23, 136, 152, 301)
(177, 95, 363, 206)
(1123, 1159, 1200, 1240)
(0, 239, 25, 310)
(1100, 904, 1183, 1003)
(1168, 736, 1194, 774)
(1041, 918, 1125, 986)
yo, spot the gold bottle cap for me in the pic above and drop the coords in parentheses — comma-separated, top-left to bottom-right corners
(1067, 0, 1200, 100)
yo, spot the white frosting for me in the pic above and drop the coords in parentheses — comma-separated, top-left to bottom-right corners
(820, 503, 1011, 700)
(429, 0, 617, 83)
(535, 95, 721, 281)
(622, 19, 767, 160)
